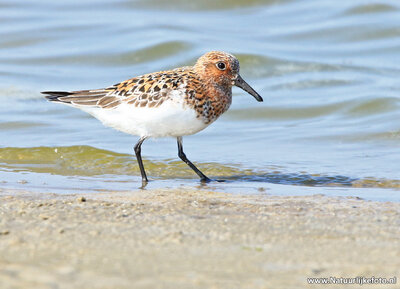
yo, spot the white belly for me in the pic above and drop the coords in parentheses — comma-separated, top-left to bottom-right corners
(82, 100, 209, 138)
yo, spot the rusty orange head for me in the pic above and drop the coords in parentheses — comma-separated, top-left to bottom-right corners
(194, 51, 263, 102)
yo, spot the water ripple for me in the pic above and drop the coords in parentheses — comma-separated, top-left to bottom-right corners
(0, 0, 399, 199)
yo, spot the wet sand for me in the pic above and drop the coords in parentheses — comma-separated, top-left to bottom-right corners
(0, 188, 399, 289)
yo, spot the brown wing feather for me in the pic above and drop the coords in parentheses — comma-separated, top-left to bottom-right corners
(114, 68, 194, 108)
(41, 88, 121, 109)
(42, 66, 196, 110)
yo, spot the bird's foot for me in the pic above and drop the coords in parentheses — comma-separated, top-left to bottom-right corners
(200, 177, 212, 183)
(200, 177, 225, 183)
(139, 178, 149, 189)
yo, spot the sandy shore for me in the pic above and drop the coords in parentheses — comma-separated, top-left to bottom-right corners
(0, 188, 399, 289)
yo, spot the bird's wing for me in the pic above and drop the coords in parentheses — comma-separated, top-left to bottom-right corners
(41, 67, 194, 109)
(41, 88, 120, 108)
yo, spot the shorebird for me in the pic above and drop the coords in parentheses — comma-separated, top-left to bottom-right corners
(42, 51, 263, 185)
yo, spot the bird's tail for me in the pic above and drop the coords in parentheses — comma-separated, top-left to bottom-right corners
(41, 91, 74, 102)
(41, 89, 120, 108)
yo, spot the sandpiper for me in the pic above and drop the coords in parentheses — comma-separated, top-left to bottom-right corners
(42, 51, 263, 184)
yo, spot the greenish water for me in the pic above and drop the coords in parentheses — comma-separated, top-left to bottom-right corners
(1, 0, 400, 201)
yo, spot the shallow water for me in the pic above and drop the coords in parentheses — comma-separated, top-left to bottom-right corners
(1, 0, 400, 201)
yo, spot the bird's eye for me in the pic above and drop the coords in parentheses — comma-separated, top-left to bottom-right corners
(216, 62, 226, 70)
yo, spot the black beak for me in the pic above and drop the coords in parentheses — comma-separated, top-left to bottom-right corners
(234, 75, 263, 102)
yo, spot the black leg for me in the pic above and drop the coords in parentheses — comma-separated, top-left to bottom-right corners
(177, 137, 210, 182)
(134, 137, 148, 183)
